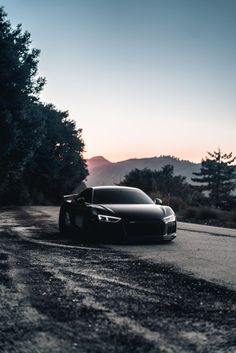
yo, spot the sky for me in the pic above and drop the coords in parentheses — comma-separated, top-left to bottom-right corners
(2, 0, 236, 162)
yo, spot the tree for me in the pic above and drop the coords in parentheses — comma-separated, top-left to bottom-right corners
(0, 7, 46, 202)
(192, 149, 236, 209)
(120, 168, 155, 193)
(120, 165, 190, 200)
(24, 104, 88, 204)
(0, 8, 88, 204)
(152, 164, 189, 198)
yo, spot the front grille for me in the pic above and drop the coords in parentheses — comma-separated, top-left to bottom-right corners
(125, 220, 165, 237)
(166, 221, 176, 234)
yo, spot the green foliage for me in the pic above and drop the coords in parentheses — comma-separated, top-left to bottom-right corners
(192, 149, 236, 209)
(0, 8, 88, 205)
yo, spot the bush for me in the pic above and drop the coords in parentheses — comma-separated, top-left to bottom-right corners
(230, 212, 236, 223)
(179, 206, 236, 228)
(181, 206, 220, 221)
(166, 196, 186, 212)
(181, 207, 198, 219)
(197, 207, 220, 220)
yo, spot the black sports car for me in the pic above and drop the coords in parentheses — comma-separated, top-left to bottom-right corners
(59, 186, 176, 242)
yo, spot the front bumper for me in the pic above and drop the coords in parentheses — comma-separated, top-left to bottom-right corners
(90, 218, 177, 241)
(161, 232, 176, 241)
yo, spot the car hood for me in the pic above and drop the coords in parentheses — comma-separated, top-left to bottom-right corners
(98, 204, 166, 221)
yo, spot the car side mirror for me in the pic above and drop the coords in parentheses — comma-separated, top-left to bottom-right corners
(154, 198, 163, 205)
(76, 197, 86, 206)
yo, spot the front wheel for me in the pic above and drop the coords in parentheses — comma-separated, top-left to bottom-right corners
(59, 205, 73, 236)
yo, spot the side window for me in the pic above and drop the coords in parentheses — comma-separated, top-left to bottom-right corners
(78, 189, 92, 203)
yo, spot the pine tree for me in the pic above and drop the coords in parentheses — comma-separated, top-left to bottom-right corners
(192, 149, 236, 209)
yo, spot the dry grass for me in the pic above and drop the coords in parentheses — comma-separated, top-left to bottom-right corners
(178, 206, 236, 229)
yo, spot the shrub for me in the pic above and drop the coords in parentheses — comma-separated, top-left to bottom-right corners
(169, 196, 186, 212)
(230, 212, 236, 223)
(182, 207, 198, 219)
(197, 207, 220, 220)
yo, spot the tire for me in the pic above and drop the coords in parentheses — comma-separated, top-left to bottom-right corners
(81, 217, 94, 242)
(59, 204, 73, 236)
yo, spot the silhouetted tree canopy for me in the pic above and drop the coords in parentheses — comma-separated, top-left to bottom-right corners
(0, 8, 88, 204)
(192, 149, 236, 209)
(120, 165, 190, 199)
(24, 104, 88, 204)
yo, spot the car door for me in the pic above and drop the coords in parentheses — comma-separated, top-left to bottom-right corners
(73, 188, 92, 230)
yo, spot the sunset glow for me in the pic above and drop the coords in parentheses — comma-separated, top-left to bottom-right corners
(2, 0, 236, 163)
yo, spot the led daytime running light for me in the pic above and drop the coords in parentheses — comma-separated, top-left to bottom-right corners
(98, 214, 121, 223)
(163, 214, 176, 223)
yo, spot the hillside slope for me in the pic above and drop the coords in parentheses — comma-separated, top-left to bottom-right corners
(86, 155, 201, 186)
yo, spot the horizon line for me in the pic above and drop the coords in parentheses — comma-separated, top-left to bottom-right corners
(85, 154, 202, 164)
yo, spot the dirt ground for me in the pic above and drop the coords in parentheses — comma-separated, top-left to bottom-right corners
(0, 207, 235, 353)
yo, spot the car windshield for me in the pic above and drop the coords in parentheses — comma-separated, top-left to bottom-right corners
(93, 189, 154, 204)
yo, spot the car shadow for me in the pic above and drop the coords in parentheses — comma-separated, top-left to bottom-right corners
(61, 233, 174, 246)
(32, 230, 175, 247)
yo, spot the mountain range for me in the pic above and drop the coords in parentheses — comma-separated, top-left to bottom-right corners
(86, 155, 201, 186)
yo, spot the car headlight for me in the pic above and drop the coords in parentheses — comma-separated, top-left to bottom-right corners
(98, 214, 121, 223)
(163, 214, 176, 223)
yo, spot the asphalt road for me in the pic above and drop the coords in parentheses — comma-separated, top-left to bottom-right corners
(111, 221, 236, 291)
(0, 206, 235, 353)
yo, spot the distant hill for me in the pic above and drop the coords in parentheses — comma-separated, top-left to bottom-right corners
(86, 155, 201, 186)
(87, 156, 111, 170)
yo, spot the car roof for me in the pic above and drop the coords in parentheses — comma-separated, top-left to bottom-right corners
(91, 186, 140, 191)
